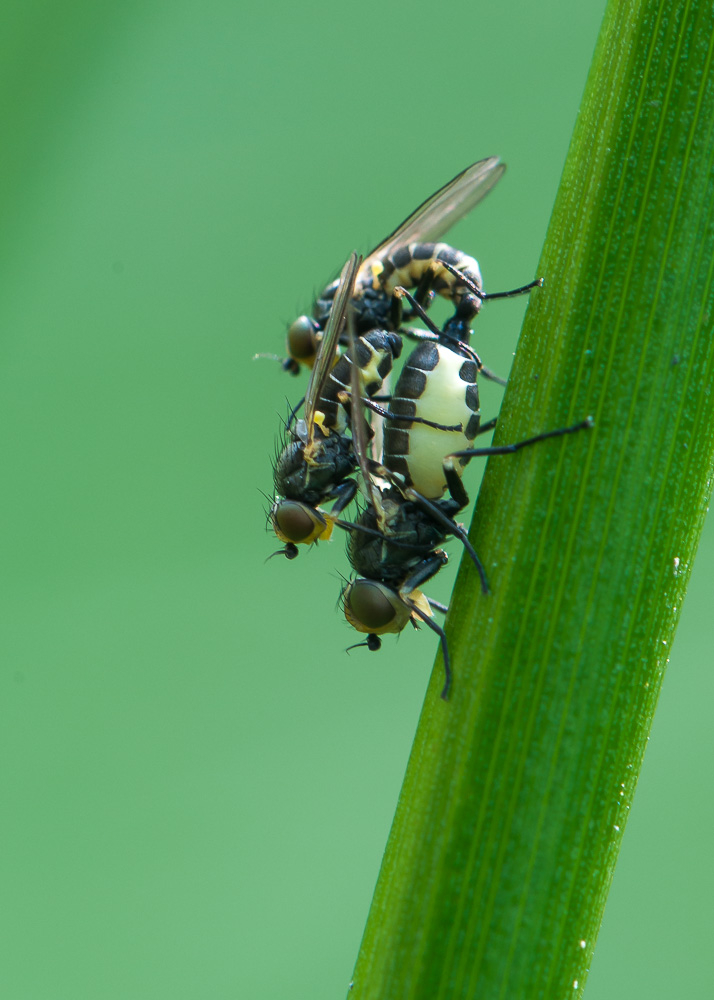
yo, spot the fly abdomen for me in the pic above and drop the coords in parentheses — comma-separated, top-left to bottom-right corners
(383, 340, 481, 498)
(315, 328, 402, 433)
(371, 243, 482, 303)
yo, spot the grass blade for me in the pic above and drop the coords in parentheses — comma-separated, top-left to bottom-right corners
(349, 1, 714, 996)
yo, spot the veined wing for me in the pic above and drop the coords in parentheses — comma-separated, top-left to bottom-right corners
(361, 157, 505, 275)
(346, 305, 385, 523)
(305, 251, 361, 444)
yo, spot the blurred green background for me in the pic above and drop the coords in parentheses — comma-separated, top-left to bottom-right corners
(1, 1, 711, 997)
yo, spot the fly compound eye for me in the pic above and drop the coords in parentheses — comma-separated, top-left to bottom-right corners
(343, 580, 412, 635)
(271, 500, 328, 545)
(287, 315, 319, 365)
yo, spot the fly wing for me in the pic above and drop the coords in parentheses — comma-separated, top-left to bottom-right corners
(305, 251, 361, 443)
(361, 157, 505, 274)
(346, 306, 386, 522)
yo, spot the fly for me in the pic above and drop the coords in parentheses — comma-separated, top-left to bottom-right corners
(283, 157, 540, 373)
(270, 255, 462, 559)
(339, 307, 592, 699)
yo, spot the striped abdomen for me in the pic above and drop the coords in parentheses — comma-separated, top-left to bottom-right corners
(315, 328, 402, 434)
(383, 341, 480, 498)
(367, 242, 482, 302)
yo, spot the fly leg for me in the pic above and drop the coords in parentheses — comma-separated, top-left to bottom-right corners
(388, 265, 437, 329)
(480, 278, 544, 300)
(336, 389, 463, 433)
(400, 550, 449, 592)
(394, 287, 475, 347)
(468, 416, 498, 438)
(399, 552, 454, 700)
(394, 288, 507, 386)
(448, 417, 594, 463)
(404, 471, 490, 596)
(362, 396, 463, 432)
(439, 258, 544, 302)
(328, 478, 360, 515)
(284, 396, 306, 432)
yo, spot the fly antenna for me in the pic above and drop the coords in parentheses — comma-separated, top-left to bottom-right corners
(345, 635, 381, 654)
(265, 544, 299, 562)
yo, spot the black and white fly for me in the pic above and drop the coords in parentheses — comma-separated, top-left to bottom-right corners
(282, 157, 540, 374)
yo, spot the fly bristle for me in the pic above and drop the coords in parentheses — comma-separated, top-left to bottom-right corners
(335, 577, 350, 615)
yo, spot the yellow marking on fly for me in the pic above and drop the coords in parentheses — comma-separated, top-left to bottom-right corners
(317, 515, 335, 541)
(382, 243, 481, 298)
(409, 589, 434, 620)
(368, 260, 385, 290)
(303, 411, 331, 466)
(355, 342, 388, 393)
(393, 244, 442, 288)
(313, 410, 329, 435)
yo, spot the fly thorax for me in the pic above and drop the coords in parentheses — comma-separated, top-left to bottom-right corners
(274, 439, 308, 498)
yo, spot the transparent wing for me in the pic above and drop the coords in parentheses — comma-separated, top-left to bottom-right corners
(361, 157, 505, 274)
(305, 251, 361, 433)
(346, 307, 384, 519)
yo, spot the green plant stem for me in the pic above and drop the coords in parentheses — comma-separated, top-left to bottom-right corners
(348, 1, 714, 997)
